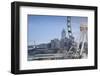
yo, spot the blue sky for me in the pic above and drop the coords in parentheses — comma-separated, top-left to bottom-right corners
(28, 15, 87, 45)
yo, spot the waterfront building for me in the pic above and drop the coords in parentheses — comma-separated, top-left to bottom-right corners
(51, 39, 60, 49)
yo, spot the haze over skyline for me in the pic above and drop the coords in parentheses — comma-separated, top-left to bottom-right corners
(28, 15, 88, 45)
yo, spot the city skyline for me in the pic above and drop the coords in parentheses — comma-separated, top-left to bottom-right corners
(28, 15, 88, 45)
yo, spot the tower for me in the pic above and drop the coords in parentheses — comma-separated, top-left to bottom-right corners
(33, 41, 36, 48)
(61, 29, 66, 39)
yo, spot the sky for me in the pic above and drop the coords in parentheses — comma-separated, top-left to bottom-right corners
(28, 15, 87, 45)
